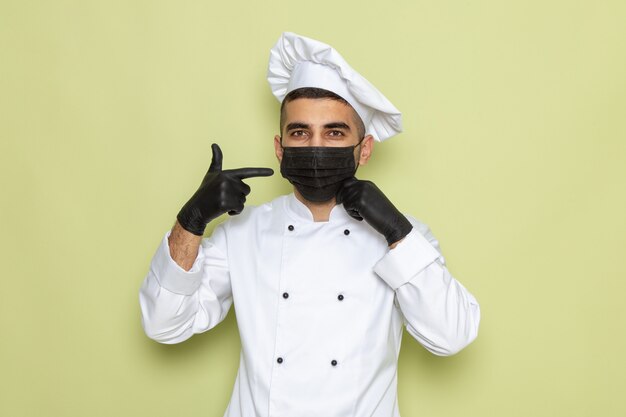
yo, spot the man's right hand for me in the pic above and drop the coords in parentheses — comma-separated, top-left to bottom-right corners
(176, 143, 274, 236)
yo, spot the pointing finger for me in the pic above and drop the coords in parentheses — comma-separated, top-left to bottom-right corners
(227, 167, 274, 179)
(209, 143, 223, 172)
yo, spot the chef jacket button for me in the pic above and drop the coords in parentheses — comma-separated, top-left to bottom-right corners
(344, 229, 350, 235)
(277, 357, 284, 364)
(282, 292, 289, 299)
(337, 294, 344, 301)
(331, 359, 338, 366)
(288, 225, 294, 231)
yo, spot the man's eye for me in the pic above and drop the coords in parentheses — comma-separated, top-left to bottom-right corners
(291, 130, 307, 137)
(328, 130, 344, 137)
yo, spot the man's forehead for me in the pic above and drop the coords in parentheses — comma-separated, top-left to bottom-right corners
(283, 98, 358, 123)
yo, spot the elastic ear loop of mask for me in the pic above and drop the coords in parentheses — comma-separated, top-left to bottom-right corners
(352, 137, 364, 176)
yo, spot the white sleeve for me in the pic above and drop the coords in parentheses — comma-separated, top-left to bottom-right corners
(373, 217, 480, 356)
(138, 224, 233, 344)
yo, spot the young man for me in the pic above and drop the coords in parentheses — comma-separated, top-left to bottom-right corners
(139, 32, 480, 417)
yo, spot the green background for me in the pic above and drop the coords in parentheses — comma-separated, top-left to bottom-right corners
(1, 1, 625, 416)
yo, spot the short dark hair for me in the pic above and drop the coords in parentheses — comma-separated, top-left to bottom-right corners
(279, 87, 366, 139)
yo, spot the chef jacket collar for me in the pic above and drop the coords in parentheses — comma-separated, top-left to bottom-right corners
(285, 193, 351, 224)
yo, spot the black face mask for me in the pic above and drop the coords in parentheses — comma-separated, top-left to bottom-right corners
(280, 141, 362, 203)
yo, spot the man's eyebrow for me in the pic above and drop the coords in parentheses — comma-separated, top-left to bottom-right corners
(324, 122, 351, 130)
(286, 122, 310, 131)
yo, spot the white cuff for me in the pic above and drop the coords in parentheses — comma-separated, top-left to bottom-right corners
(150, 231, 205, 295)
(373, 228, 441, 290)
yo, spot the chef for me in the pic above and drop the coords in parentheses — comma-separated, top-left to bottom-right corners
(139, 32, 480, 417)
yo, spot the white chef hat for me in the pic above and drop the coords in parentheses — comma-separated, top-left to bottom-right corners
(267, 32, 403, 142)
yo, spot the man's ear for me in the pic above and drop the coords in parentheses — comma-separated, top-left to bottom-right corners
(358, 135, 374, 166)
(274, 135, 284, 162)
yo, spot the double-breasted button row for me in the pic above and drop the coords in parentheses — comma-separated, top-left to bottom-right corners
(279, 223, 346, 371)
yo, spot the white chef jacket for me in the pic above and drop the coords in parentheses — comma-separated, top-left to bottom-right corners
(139, 193, 480, 417)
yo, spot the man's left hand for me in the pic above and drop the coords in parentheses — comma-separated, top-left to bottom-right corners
(337, 178, 413, 247)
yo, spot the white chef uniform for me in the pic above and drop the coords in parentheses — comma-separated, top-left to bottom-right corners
(139, 193, 480, 417)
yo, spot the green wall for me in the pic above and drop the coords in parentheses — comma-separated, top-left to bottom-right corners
(1, 1, 625, 416)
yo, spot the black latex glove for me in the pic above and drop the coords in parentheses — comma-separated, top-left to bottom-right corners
(177, 143, 274, 236)
(336, 178, 413, 246)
